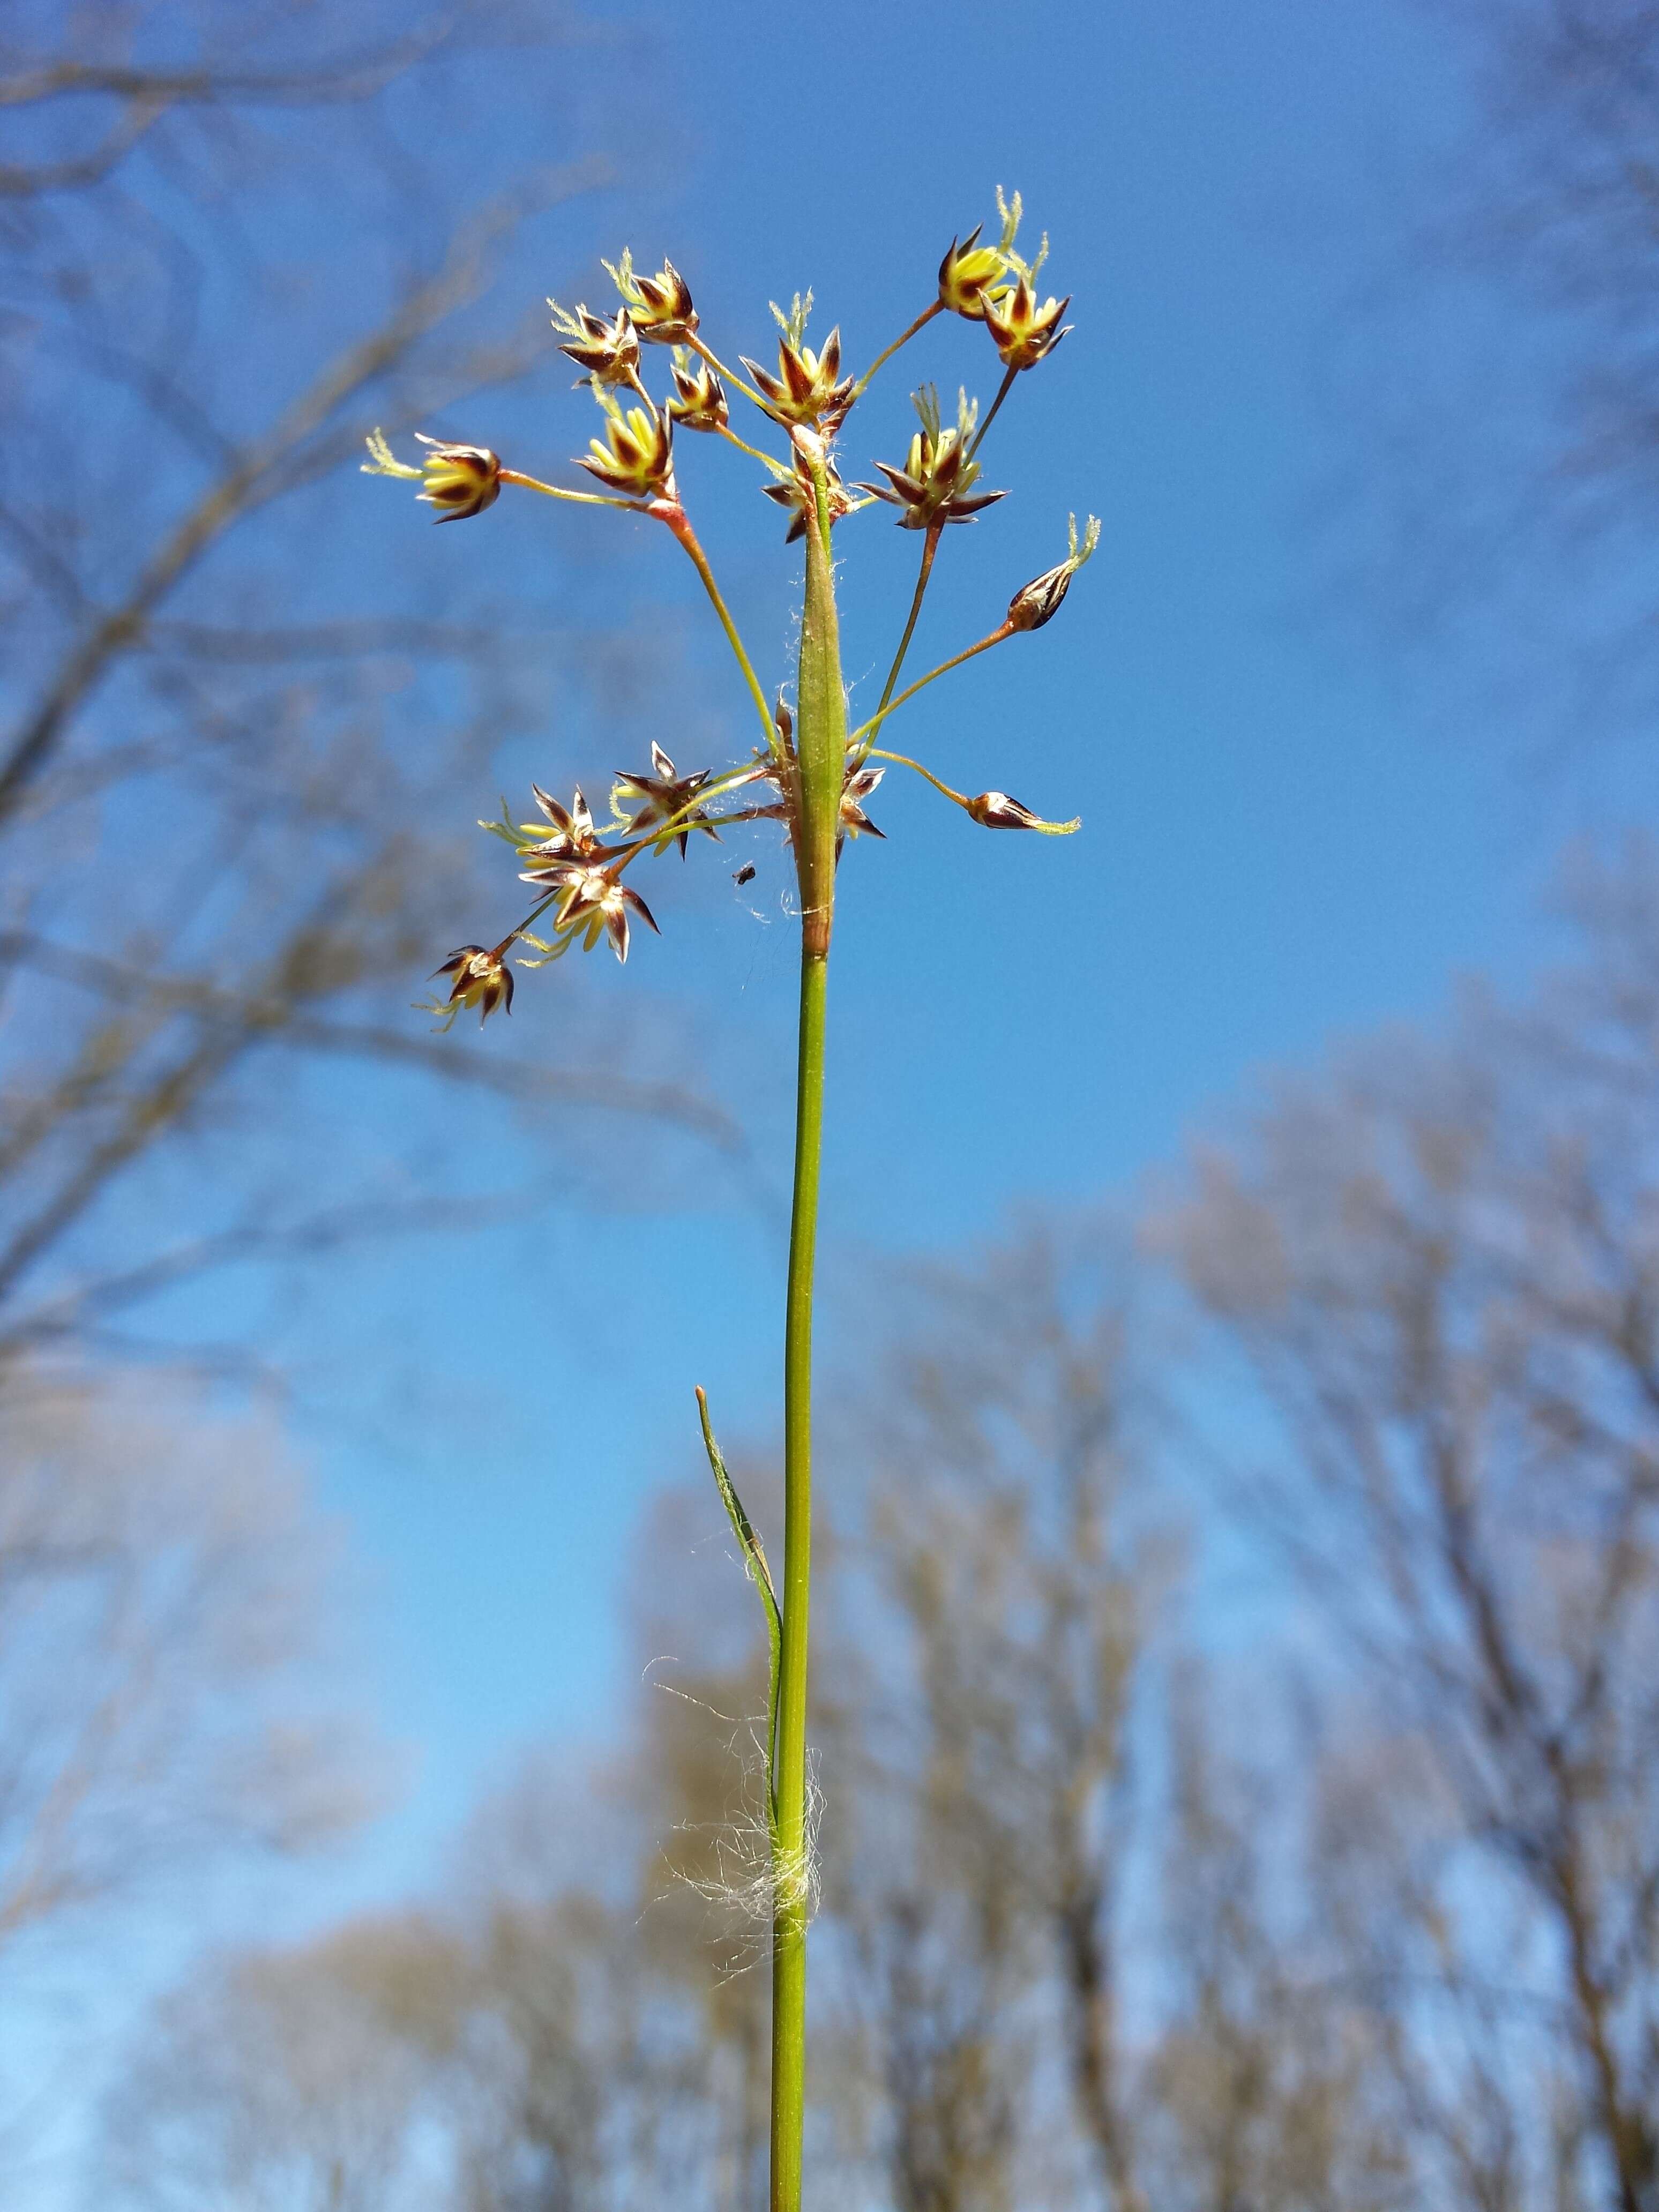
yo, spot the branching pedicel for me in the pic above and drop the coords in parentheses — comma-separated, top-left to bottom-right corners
(364, 186, 1095, 2212)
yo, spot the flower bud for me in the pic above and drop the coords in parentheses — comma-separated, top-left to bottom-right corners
(603, 250, 699, 345)
(550, 301, 641, 387)
(362, 430, 501, 522)
(1006, 513, 1101, 631)
(666, 350, 728, 432)
(965, 790, 1079, 833)
(577, 394, 675, 499)
(433, 943, 514, 1023)
(937, 225, 1007, 320)
(861, 385, 1005, 531)
(741, 322, 856, 432)
(412, 436, 502, 521)
(982, 276, 1071, 372)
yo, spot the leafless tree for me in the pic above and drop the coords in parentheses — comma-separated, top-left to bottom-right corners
(0, 1, 731, 1390)
(1159, 843, 1659, 2211)
(1336, 0, 1659, 739)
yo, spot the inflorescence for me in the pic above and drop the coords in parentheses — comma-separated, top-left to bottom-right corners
(362, 188, 1097, 1027)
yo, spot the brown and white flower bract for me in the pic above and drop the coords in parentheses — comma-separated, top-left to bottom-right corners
(413, 436, 501, 522)
(607, 253, 699, 345)
(553, 303, 641, 387)
(666, 353, 728, 432)
(434, 943, 513, 1022)
(982, 276, 1071, 371)
(612, 743, 719, 858)
(966, 790, 1045, 828)
(578, 397, 675, 498)
(740, 326, 856, 432)
(862, 387, 1005, 532)
(937, 225, 1007, 320)
(540, 865, 660, 963)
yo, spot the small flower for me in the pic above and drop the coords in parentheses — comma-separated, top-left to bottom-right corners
(839, 763, 886, 847)
(539, 863, 660, 963)
(982, 275, 1071, 371)
(362, 429, 501, 522)
(741, 304, 856, 432)
(577, 393, 675, 498)
(602, 249, 699, 345)
(1006, 512, 1101, 632)
(432, 942, 514, 1023)
(517, 784, 609, 863)
(761, 446, 863, 543)
(612, 742, 719, 858)
(861, 385, 1006, 532)
(965, 790, 1080, 833)
(666, 349, 729, 432)
(550, 300, 641, 387)
(938, 225, 1007, 320)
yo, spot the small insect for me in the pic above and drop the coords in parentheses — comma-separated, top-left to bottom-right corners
(733, 864, 757, 886)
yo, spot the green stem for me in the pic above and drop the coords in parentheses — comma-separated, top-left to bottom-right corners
(653, 503, 783, 758)
(497, 468, 650, 513)
(846, 621, 1014, 752)
(719, 422, 792, 477)
(857, 521, 943, 762)
(772, 939, 825, 2212)
(770, 437, 844, 2212)
(966, 362, 1018, 459)
(850, 297, 943, 399)
(687, 331, 774, 416)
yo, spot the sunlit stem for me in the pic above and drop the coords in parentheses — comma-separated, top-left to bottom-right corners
(850, 298, 943, 399)
(865, 747, 969, 807)
(497, 468, 651, 513)
(855, 520, 944, 764)
(846, 621, 1016, 751)
(719, 422, 791, 477)
(651, 502, 784, 758)
(686, 331, 774, 415)
(768, 443, 845, 2212)
(966, 363, 1019, 459)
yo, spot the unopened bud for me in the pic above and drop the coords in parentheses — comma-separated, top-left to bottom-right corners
(965, 790, 1079, 834)
(1006, 512, 1100, 631)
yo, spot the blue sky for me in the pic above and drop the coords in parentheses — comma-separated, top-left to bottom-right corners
(42, 0, 1659, 1971)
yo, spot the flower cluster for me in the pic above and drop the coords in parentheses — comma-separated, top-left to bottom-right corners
(366, 190, 1099, 1024)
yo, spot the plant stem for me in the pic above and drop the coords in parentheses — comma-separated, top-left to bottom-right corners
(772, 936, 824, 2212)
(686, 331, 774, 414)
(966, 362, 1019, 458)
(653, 502, 783, 757)
(719, 422, 791, 476)
(497, 468, 649, 512)
(845, 620, 1015, 751)
(857, 521, 943, 761)
(851, 297, 943, 399)
(770, 438, 844, 2212)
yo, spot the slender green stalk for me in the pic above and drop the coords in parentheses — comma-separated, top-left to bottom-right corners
(857, 520, 943, 763)
(851, 297, 943, 399)
(719, 421, 791, 476)
(846, 619, 1015, 752)
(497, 468, 650, 513)
(654, 504, 783, 757)
(769, 441, 845, 2212)
(966, 362, 1019, 458)
(685, 330, 774, 415)
(772, 939, 824, 2212)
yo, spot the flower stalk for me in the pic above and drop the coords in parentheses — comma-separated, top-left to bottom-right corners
(361, 194, 1096, 2212)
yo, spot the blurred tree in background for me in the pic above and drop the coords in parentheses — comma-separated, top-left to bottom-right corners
(100, 855, 1659, 2208)
(0, 0, 731, 2183)
(0, 0, 729, 1390)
